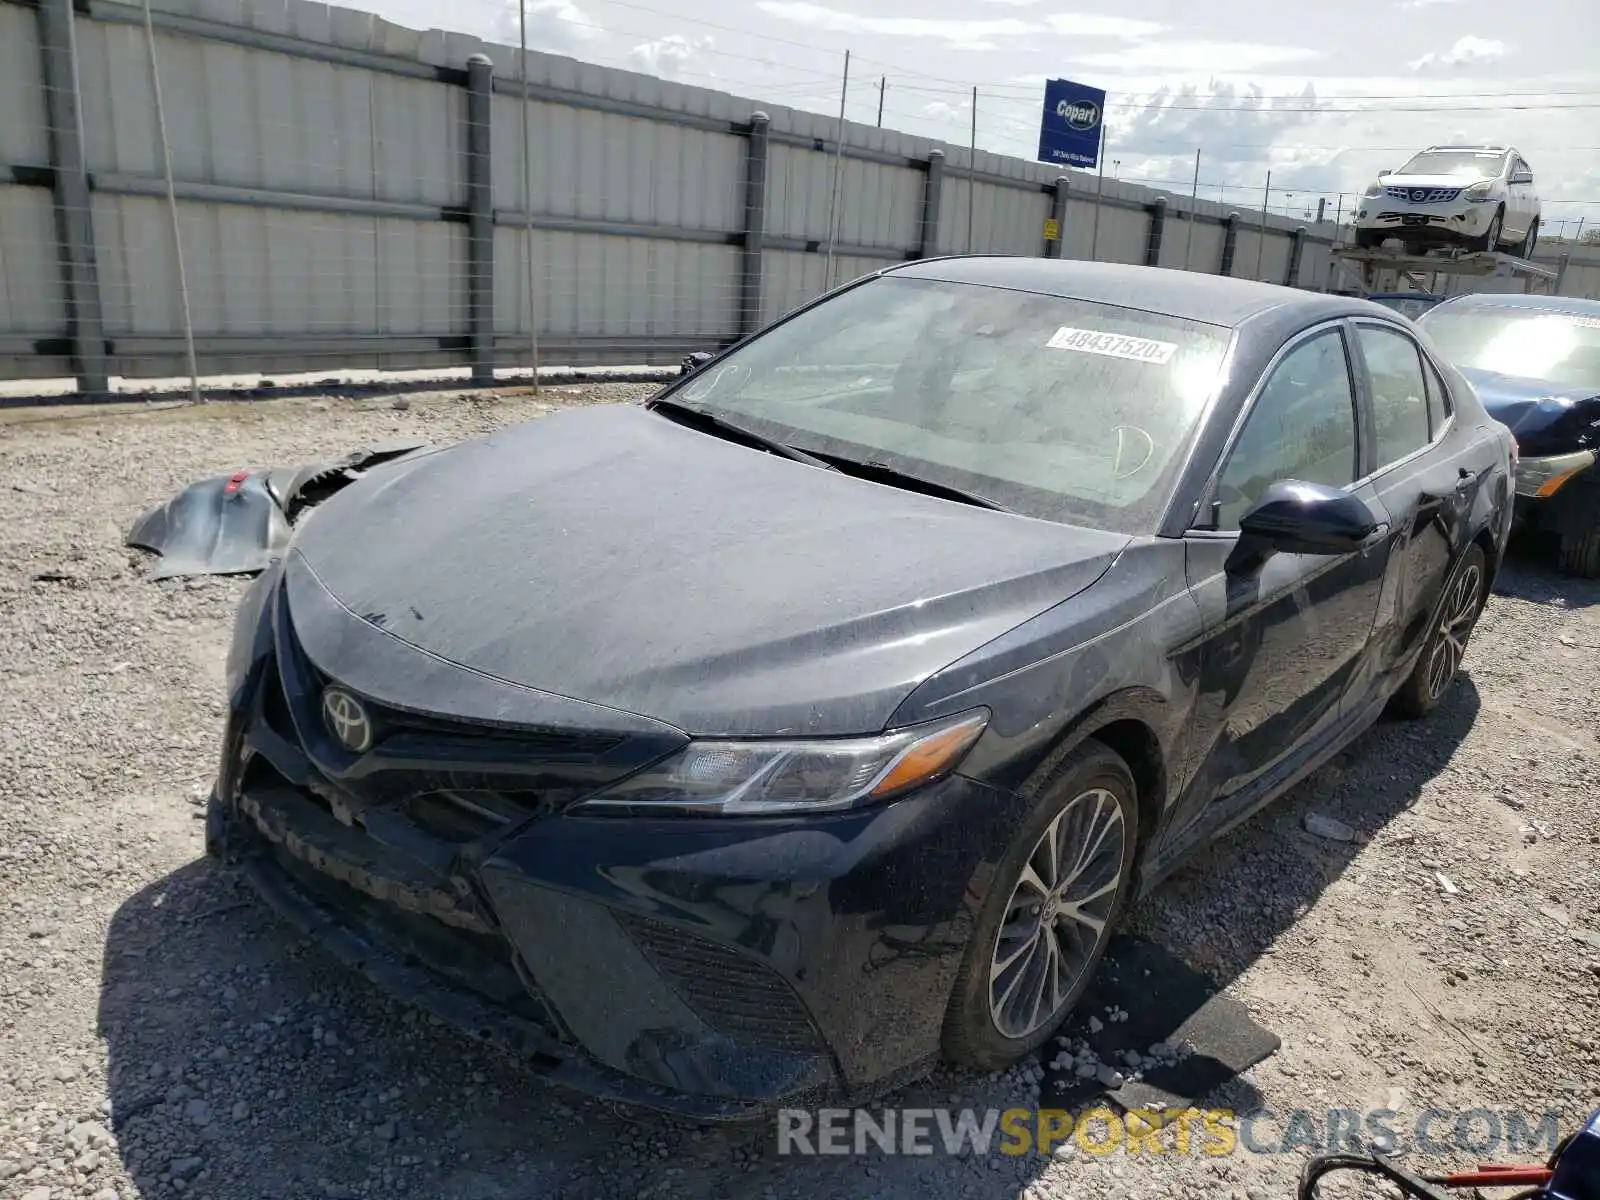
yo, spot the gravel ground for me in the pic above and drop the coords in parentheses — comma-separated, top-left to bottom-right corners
(1, 385, 1597, 1200)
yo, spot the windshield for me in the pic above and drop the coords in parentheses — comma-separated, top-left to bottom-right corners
(1418, 306, 1600, 393)
(1396, 149, 1507, 178)
(662, 276, 1232, 532)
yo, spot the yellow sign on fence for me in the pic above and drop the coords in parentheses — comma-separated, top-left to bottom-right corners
(1043, 218, 1061, 241)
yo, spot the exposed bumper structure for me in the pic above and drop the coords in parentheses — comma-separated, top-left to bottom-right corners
(208, 582, 1026, 1118)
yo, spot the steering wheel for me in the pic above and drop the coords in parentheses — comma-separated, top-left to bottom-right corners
(1109, 424, 1156, 479)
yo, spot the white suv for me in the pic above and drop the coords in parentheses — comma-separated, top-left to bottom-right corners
(1353, 145, 1541, 258)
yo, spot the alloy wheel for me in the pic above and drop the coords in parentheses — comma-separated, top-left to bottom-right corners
(1425, 560, 1483, 700)
(988, 787, 1127, 1040)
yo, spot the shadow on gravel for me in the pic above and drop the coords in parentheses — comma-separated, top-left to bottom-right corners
(96, 862, 663, 1200)
(95, 658, 1488, 1198)
(1117, 670, 1484, 1108)
(1495, 532, 1600, 609)
(97, 862, 1057, 1199)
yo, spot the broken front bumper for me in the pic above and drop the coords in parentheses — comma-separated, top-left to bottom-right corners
(207, 638, 1022, 1119)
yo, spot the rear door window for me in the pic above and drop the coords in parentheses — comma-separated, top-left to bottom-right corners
(1357, 324, 1431, 469)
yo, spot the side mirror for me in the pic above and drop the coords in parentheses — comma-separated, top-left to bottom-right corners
(1227, 479, 1381, 573)
(681, 351, 716, 376)
(1377, 168, 1393, 178)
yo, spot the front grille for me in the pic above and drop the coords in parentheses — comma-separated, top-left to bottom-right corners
(1385, 186, 1461, 203)
(266, 596, 642, 824)
(616, 912, 824, 1053)
(1377, 212, 1447, 225)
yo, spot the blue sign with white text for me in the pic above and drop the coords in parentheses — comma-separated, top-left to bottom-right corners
(1038, 78, 1106, 169)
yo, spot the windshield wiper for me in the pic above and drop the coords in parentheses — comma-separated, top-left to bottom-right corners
(805, 449, 1012, 512)
(647, 398, 835, 470)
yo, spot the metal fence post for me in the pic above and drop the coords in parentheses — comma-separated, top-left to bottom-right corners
(35, 0, 108, 394)
(917, 150, 944, 259)
(1145, 197, 1167, 267)
(739, 112, 769, 336)
(1285, 226, 1307, 288)
(1046, 176, 1068, 258)
(465, 53, 495, 386)
(1220, 212, 1240, 277)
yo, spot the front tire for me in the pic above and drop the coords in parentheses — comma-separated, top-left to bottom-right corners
(1475, 206, 1505, 253)
(1520, 218, 1539, 259)
(1557, 519, 1600, 578)
(1392, 543, 1487, 718)
(941, 741, 1137, 1071)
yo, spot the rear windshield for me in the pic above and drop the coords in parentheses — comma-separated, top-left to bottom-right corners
(668, 276, 1232, 533)
(1397, 150, 1507, 178)
(1418, 306, 1600, 393)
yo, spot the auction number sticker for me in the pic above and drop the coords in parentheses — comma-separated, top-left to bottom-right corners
(1046, 327, 1178, 364)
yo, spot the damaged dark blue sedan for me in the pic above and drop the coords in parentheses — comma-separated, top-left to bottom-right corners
(1416, 292, 1600, 576)
(206, 258, 1514, 1119)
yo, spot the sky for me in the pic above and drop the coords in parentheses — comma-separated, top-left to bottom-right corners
(365, 0, 1600, 232)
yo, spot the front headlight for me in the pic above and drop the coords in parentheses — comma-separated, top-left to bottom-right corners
(1463, 181, 1494, 201)
(1363, 184, 1384, 199)
(574, 710, 989, 817)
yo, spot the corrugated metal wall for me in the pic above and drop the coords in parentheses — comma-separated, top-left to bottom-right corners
(1, 0, 1597, 391)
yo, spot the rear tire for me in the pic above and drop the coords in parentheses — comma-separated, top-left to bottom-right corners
(1557, 520, 1600, 578)
(1392, 543, 1487, 718)
(941, 741, 1138, 1071)
(1354, 229, 1382, 250)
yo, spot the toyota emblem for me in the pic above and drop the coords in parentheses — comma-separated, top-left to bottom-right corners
(321, 686, 374, 753)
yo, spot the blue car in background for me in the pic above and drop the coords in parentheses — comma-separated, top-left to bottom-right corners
(1368, 293, 1447, 321)
(1417, 292, 1600, 575)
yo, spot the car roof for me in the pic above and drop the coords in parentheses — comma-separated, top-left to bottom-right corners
(884, 256, 1396, 329)
(1428, 292, 1600, 317)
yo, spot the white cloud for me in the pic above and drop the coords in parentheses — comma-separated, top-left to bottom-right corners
(628, 34, 714, 80)
(1408, 36, 1507, 70)
(921, 100, 968, 121)
(1075, 41, 1323, 72)
(753, 2, 1162, 46)
(1038, 14, 1169, 37)
(495, 0, 601, 52)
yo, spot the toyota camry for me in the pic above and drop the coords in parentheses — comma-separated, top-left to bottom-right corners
(205, 257, 1514, 1119)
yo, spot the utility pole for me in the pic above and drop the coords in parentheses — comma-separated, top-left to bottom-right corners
(1255, 170, 1272, 279)
(1182, 148, 1200, 271)
(965, 87, 978, 252)
(876, 77, 885, 127)
(823, 50, 850, 291)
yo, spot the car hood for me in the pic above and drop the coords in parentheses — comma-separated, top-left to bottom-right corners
(1457, 366, 1600, 454)
(283, 403, 1130, 737)
(1378, 173, 1490, 190)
